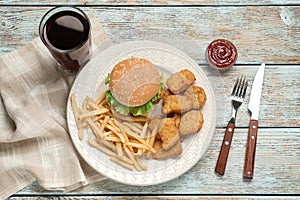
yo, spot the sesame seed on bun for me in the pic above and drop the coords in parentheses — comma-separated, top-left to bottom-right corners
(109, 57, 161, 107)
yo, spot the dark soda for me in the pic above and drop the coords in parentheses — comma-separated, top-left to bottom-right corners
(40, 8, 91, 73)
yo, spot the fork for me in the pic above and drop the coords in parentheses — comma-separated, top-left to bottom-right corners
(215, 76, 248, 176)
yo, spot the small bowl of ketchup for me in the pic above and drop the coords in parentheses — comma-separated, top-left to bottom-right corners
(206, 39, 238, 70)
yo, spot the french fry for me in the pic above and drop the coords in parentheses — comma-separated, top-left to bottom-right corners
(110, 156, 134, 171)
(111, 118, 122, 128)
(116, 142, 123, 156)
(95, 92, 107, 105)
(146, 133, 157, 159)
(120, 124, 141, 140)
(136, 156, 147, 171)
(105, 124, 126, 143)
(106, 124, 121, 134)
(104, 136, 122, 143)
(71, 93, 84, 140)
(126, 142, 151, 151)
(98, 139, 117, 152)
(140, 121, 148, 138)
(111, 154, 133, 165)
(120, 130, 134, 153)
(124, 146, 142, 171)
(149, 134, 156, 148)
(103, 131, 112, 137)
(122, 121, 142, 134)
(108, 120, 122, 132)
(125, 133, 156, 153)
(100, 115, 110, 132)
(88, 138, 116, 157)
(79, 108, 109, 120)
(138, 129, 149, 155)
(86, 118, 105, 139)
(133, 122, 144, 130)
(84, 96, 100, 110)
(83, 96, 95, 111)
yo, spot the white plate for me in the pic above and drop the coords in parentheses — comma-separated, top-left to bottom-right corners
(67, 41, 216, 186)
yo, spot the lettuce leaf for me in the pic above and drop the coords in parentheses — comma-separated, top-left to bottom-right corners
(105, 73, 163, 116)
(104, 73, 110, 84)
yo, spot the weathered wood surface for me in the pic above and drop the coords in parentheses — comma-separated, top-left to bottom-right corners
(14, 128, 300, 195)
(206, 65, 300, 128)
(1, 6, 300, 64)
(0, 0, 299, 5)
(1, 2, 299, 199)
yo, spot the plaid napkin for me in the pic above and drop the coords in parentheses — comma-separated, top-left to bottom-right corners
(0, 15, 112, 199)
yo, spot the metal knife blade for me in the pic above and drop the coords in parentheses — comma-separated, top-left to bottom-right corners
(248, 63, 265, 120)
(243, 63, 265, 180)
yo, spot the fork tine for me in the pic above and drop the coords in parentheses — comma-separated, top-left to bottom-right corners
(238, 76, 246, 97)
(242, 78, 248, 98)
(233, 76, 243, 97)
(236, 76, 243, 97)
(231, 77, 240, 96)
(232, 76, 247, 98)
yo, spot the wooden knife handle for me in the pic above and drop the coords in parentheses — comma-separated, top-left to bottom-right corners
(215, 122, 235, 176)
(243, 119, 258, 179)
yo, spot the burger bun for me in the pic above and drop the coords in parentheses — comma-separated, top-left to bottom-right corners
(109, 57, 161, 107)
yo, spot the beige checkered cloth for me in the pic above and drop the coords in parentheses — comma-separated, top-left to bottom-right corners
(0, 15, 112, 199)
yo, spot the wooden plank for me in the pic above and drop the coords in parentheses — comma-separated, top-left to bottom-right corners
(0, 6, 300, 64)
(7, 196, 300, 199)
(205, 65, 300, 128)
(12, 128, 299, 196)
(0, 0, 299, 6)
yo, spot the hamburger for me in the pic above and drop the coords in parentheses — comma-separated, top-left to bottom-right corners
(105, 57, 163, 121)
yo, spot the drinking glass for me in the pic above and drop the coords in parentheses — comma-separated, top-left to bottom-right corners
(39, 6, 91, 73)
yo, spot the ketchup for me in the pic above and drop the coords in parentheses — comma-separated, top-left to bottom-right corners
(206, 39, 237, 70)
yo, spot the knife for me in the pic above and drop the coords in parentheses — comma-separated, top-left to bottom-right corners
(243, 63, 265, 180)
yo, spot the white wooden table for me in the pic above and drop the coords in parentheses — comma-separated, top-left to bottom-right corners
(1, 1, 299, 199)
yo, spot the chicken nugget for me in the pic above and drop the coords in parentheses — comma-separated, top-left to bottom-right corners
(166, 69, 196, 94)
(153, 140, 163, 151)
(161, 88, 174, 98)
(184, 86, 207, 109)
(172, 113, 181, 128)
(153, 141, 183, 160)
(179, 69, 196, 85)
(179, 110, 204, 136)
(163, 95, 193, 115)
(158, 118, 180, 150)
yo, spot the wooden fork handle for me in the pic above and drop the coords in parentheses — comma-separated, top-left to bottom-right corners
(243, 119, 258, 179)
(215, 122, 235, 176)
